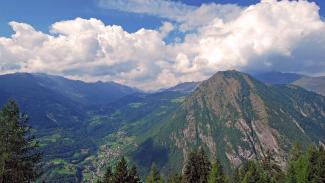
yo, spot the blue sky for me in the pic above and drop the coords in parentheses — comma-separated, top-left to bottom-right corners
(1, 0, 324, 36)
(1, 0, 325, 90)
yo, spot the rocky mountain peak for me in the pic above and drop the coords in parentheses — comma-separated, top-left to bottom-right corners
(141, 70, 325, 173)
(185, 70, 262, 117)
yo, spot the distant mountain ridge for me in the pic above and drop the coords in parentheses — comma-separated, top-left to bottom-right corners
(164, 81, 201, 93)
(254, 71, 325, 96)
(0, 72, 138, 128)
(292, 76, 325, 96)
(253, 71, 305, 84)
(18, 72, 138, 104)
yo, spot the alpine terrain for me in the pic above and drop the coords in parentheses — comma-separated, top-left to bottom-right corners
(134, 70, 325, 174)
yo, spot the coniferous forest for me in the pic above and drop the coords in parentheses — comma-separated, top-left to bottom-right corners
(96, 146, 325, 183)
(1, 100, 325, 183)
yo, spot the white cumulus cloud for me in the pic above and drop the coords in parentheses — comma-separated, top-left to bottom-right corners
(0, 0, 325, 90)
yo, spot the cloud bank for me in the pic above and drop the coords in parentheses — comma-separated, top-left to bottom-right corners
(1, 0, 325, 90)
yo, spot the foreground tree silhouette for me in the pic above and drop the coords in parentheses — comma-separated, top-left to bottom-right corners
(285, 145, 315, 183)
(98, 156, 141, 183)
(285, 145, 325, 183)
(208, 160, 225, 183)
(307, 146, 325, 183)
(127, 165, 141, 183)
(113, 157, 129, 182)
(97, 145, 325, 183)
(102, 166, 113, 183)
(183, 148, 211, 183)
(260, 150, 284, 183)
(167, 173, 182, 183)
(146, 164, 164, 183)
(0, 100, 42, 183)
(239, 160, 262, 183)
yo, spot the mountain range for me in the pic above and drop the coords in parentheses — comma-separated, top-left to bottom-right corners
(254, 71, 325, 96)
(0, 71, 324, 182)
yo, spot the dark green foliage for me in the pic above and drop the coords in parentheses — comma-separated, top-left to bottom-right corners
(286, 145, 312, 183)
(183, 149, 211, 183)
(197, 149, 211, 183)
(99, 156, 141, 183)
(286, 146, 301, 183)
(183, 150, 200, 183)
(0, 100, 42, 182)
(308, 146, 325, 183)
(146, 164, 163, 183)
(260, 150, 285, 183)
(285, 145, 325, 183)
(208, 160, 225, 183)
(206, 152, 290, 183)
(114, 157, 129, 182)
(167, 173, 182, 183)
(228, 144, 325, 183)
(233, 151, 285, 183)
(100, 149, 322, 183)
(237, 161, 262, 183)
(138, 146, 325, 183)
(127, 166, 141, 183)
(103, 166, 113, 183)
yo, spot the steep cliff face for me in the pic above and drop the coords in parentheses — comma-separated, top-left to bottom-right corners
(139, 70, 325, 173)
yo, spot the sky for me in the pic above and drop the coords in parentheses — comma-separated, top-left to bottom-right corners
(0, 0, 325, 90)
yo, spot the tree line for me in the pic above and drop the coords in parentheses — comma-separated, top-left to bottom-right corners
(0, 100, 324, 183)
(97, 145, 325, 183)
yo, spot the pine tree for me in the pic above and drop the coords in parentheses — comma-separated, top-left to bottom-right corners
(183, 150, 199, 183)
(260, 150, 284, 183)
(101, 166, 113, 183)
(289, 143, 303, 162)
(286, 143, 303, 183)
(113, 156, 129, 183)
(0, 100, 42, 183)
(286, 145, 311, 183)
(167, 173, 182, 183)
(127, 165, 141, 183)
(98, 157, 143, 183)
(197, 148, 211, 183)
(231, 167, 241, 183)
(307, 146, 325, 183)
(208, 160, 225, 183)
(146, 164, 163, 183)
(238, 160, 263, 183)
(183, 149, 211, 183)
